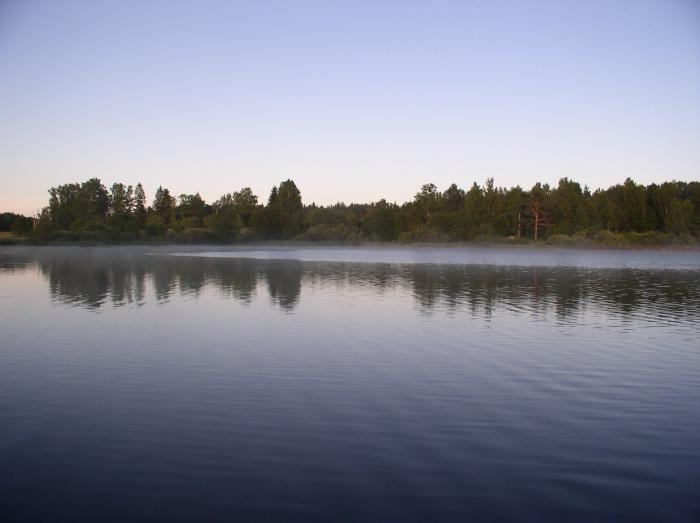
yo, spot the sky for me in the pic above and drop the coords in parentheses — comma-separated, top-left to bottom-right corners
(1, 0, 699, 215)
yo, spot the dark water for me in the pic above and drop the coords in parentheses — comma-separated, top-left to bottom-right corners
(1, 245, 699, 522)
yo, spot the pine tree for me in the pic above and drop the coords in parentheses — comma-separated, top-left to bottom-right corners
(134, 183, 147, 227)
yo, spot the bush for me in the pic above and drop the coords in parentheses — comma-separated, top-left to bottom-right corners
(237, 227, 258, 242)
(398, 226, 450, 243)
(295, 224, 362, 242)
(545, 229, 699, 248)
(174, 227, 216, 243)
(145, 215, 166, 237)
(52, 230, 81, 242)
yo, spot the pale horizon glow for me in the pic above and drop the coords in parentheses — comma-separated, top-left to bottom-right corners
(1, 0, 699, 215)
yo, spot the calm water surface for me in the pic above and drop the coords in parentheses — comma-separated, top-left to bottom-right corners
(1, 245, 699, 521)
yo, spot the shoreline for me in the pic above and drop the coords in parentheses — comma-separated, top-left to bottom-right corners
(2, 237, 699, 252)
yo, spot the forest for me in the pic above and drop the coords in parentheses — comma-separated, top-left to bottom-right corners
(4, 177, 700, 245)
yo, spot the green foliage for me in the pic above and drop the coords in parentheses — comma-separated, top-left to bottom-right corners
(21, 176, 700, 244)
(296, 223, 362, 242)
(177, 193, 208, 225)
(152, 186, 176, 224)
(212, 187, 258, 229)
(361, 200, 402, 241)
(414, 183, 441, 225)
(0, 212, 32, 234)
(10, 216, 33, 235)
(548, 178, 588, 234)
(47, 178, 109, 230)
(203, 208, 241, 238)
(110, 183, 134, 216)
(0, 212, 17, 231)
(171, 227, 217, 243)
(232, 187, 258, 227)
(133, 183, 147, 227)
(398, 226, 450, 243)
(274, 179, 304, 238)
(145, 215, 166, 237)
(547, 230, 697, 247)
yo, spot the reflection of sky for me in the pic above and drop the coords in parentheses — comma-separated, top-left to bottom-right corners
(2, 1, 700, 215)
(2, 251, 697, 360)
(1, 248, 698, 332)
(1, 247, 699, 521)
(173, 246, 700, 270)
(2, 250, 698, 414)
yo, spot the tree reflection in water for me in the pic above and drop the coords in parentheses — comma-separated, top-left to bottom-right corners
(4, 247, 693, 323)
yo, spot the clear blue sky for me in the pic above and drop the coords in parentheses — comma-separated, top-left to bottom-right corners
(1, 0, 699, 215)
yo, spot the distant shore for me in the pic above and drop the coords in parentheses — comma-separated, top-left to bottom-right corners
(2, 233, 699, 251)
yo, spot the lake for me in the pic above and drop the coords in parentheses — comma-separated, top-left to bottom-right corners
(1, 245, 699, 521)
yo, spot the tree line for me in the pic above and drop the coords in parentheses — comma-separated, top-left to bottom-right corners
(8, 177, 700, 243)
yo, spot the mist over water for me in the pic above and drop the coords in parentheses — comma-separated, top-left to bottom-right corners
(1, 246, 699, 521)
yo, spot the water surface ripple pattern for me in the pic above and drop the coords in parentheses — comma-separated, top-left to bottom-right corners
(1, 246, 699, 521)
